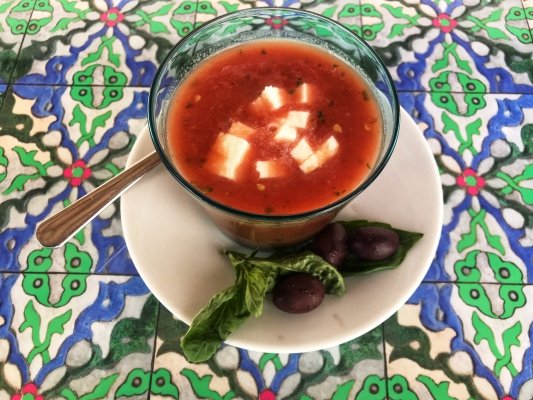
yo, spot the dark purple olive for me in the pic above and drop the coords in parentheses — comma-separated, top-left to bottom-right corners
(348, 226, 400, 261)
(311, 222, 348, 267)
(272, 273, 325, 314)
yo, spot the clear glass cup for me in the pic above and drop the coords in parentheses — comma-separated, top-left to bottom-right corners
(149, 8, 399, 249)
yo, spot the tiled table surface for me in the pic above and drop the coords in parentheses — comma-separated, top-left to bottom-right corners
(0, 0, 532, 399)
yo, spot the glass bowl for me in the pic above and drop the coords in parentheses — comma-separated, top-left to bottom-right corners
(148, 8, 399, 249)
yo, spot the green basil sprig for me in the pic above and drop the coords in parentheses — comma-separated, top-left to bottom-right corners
(181, 220, 423, 363)
(181, 251, 345, 363)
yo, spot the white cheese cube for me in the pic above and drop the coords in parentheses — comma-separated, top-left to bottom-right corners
(206, 133, 250, 180)
(299, 154, 320, 174)
(228, 121, 254, 139)
(251, 86, 286, 111)
(316, 136, 339, 161)
(286, 111, 309, 129)
(290, 138, 314, 164)
(298, 136, 339, 174)
(274, 124, 298, 142)
(294, 83, 313, 104)
(256, 160, 286, 178)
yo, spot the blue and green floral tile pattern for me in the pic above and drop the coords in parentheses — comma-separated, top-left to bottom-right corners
(0, 0, 532, 399)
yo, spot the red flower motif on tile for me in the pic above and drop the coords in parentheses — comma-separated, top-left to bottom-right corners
(501, 396, 514, 400)
(64, 160, 92, 187)
(457, 168, 485, 196)
(266, 17, 288, 29)
(259, 389, 276, 400)
(432, 13, 457, 33)
(100, 7, 124, 27)
(11, 383, 44, 400)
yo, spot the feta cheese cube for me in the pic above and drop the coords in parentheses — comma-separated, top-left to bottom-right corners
(296, 136, 339, 174)
(251, 86, 286, 111)
(256, 160, 286, 178)
(228, 121, 255, 139)
(206, 133, 250, 180)
(274, 124, 298, 142)
(294, 83, 313, 104)
(286, 111, 309, 129)
(290, 139, 314, 164)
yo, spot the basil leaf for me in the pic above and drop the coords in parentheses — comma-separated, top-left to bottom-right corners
(180, 280, 250, 363)
(181, 250, 346, 363)
(337, 220, 424, 276)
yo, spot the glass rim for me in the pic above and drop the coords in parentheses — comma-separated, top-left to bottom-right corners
(148, 7, 400, 222)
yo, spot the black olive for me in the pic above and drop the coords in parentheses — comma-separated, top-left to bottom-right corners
(272, 273, 325, 314)
(311, 222, 348, 267)
(348, 226, 400, 261)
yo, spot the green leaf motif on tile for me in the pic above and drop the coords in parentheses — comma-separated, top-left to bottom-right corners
(458, 283, 496, 318)
(487, 252, 523, 284)
(151, 368, 179, 397)
(321, 6, 337, 19)
(338, 4, 361, 18)
(27, 247, 53, 272)
(181, 368, 236, 400)
(175, 1, 197, 15)
(467, 11, 509, 40)
(416, 375, 463, 400)
(134, 4, 173, 34)
(472, 311, 520, 378)
(219, 1, 240, 14)
(387, 375, 417, 400)
(331, 380, 355, 400)
(441, 112, 480, 157)
(497, 164, 533, 205)
(82, 36, 121, 67)
(22, 273, 52, 306)
(432, 43, 472, 74)
(457, 209, 504, 254)
(61, 377, 124, 399)
(197, 1, 217, 15)
(258, 353, 283, 372)
(70, 104, 112, 148)
(382, 4, 420, 39)
(171, 20, 199, 37)
(20, 300, 72, 364)
(116, 368, 150, 397)
(3, 146, 53, 195)
(499, 285, 526, 318)
(355, 375, 387, 399)
(52, 0, 91, 32)
(506, 25, 532, 44)
(0, 148, 7, 183)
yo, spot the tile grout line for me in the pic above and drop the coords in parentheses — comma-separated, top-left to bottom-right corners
(522, 0, 533, 39)
(381, 323, 390, 399)
(147, 302, 162, 400)
(5, 82, 533, 96)
(1, 2, 36, 111)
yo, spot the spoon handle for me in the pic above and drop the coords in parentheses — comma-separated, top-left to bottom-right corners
(36, 151, 161, 248)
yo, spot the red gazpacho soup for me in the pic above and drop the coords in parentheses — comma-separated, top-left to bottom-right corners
(167, 39, 382, 215)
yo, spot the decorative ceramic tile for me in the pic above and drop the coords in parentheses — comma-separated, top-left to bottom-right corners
(1, 1, 532, 399)
(360, 0, 533, 93)
(153, 304, 385, 399)
(398, 92, 532, 285)
(0, 85, 148, 274)
(0, 273, 154, 398)
(386, 283, 533, 399)
(0, 0, 32, 84)
(13, 0, 197, 86)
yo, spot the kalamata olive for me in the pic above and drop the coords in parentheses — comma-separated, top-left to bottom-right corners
(272, 273, 325, 314)
(348, 226, 400, 261)
(311, 222, 348, 267)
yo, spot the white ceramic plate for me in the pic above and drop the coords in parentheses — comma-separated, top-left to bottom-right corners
(121, 108, 443, 354)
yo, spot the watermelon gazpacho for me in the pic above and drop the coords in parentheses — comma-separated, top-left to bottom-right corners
(167, 39, 382, 216)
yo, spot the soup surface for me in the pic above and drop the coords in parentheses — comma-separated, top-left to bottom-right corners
(167, 39, 381, 215)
